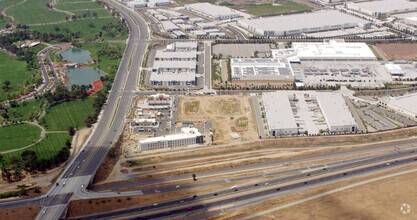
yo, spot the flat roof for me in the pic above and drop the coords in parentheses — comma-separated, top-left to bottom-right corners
(155, 50, 196, 59)
(238, 10, 368, 33)
(285, 40, 376, 60)
(157, 8, 182, 17)
(316, 93, 356, 128)
(174, 41, 198, 49)
(383, 93, 417, 115)
(161, 21, 179, 30)
(152, 60, 196, 69)
(262, 92, 298, 130)
(347, 0, 417, 14)
(231, 58, 293, 76)
(150, 71, 196, 81)
(139, 127, 201, 144)
(185, 2, 240, 18)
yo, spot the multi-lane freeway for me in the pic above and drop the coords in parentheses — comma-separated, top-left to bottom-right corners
(1, 0, 417, 219)
(31, 0, 150, 219)
(68, 150, 417, 219)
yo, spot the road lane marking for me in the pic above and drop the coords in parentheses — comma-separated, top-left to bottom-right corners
(109, 97, 121, 128)
(240, 167, 417, 220)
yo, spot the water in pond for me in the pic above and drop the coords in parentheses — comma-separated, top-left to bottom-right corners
(66, 67, 106, 89)
(61, 47, 93, 64)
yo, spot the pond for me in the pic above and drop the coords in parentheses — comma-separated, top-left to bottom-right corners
(61, 47, 93, 64)
(66, 67, 106, 89)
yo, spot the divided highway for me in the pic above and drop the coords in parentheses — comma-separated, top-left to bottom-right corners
(32, 0, 150, 219)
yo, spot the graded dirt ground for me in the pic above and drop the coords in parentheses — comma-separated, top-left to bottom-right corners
(0, 205, 41, 220)
(178, 94, 258, 145)
(376, 43, 417, 61)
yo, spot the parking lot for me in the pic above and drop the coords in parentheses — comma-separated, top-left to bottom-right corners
(351, 102, 417, 132)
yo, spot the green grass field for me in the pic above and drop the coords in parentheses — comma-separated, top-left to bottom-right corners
(81, 43, 126, 73)
(69, 8, 112, 17)
(59, 0, 92, 2)
(2, 133, 71, 161)
(0, 0, 15, 28)
(5, 99, 45, 122)
(234, 0, 311, 16)
(30, 17, 123, 39)
(0, 51, 37, 102)
(6, 0, 68, 25)
(0, 123, 42, 153)
(41, 96, 95, 131)
(55, 1, 103, 11)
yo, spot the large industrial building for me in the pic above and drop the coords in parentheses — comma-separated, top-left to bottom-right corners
(150, 42, 198, 86)
(271, 40, 376, 62)
(346, 0, 417, 18)
(138, 127, 204, 151)
(123, 0, 172, 8)
(237, 10, 371, 37)
(260, 92, 358, 137)
(379, 93, 417, 118)
(261, 92, 299, 136)
(184, 3, 241, 20)
(231, 58, 294, 81)
(315, 93, 358, 133)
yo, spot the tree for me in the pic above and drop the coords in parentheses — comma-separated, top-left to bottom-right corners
(2, 80, 10, 90)
(65, 139, 71, 148)
(21, 150, 38, 171)
(68, 126, 75, 136)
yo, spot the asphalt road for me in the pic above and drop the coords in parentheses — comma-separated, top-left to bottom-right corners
(31, 0, 150, 219)
(91, 137, 417, 192)
(72, 152, 417, 219)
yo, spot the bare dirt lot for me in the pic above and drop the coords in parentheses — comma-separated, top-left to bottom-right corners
(376, 43, 417, 61)
(0, 205, 41, 220)
(178, 94, 258, 145)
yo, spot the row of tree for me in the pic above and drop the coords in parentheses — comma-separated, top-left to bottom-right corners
(0, 145, 70, 182)
(43, 84, 93, 105)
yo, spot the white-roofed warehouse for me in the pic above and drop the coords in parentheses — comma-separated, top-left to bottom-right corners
(346, 0, 417, 18)
(237, 10, 371, 37)
(315, 93, 357, 133)
(261, 92, 298, 136)
(184, 2, 240, 20)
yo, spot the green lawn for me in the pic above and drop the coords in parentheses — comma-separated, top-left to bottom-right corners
(59, 0, 93, 2)
(69, 8, 112, 17)
(0, 0, 16, 28)
(55, 1, 103, 11)
(2, 133, 71, 161)
(81, 43, 126, 73)
(234, 0, 311, 16)
(0, 0, 15, 28)
(0, 51, 37, 102)
(0, 123, 42, 153)
(41, 96, 95, 131)
(30, 17, 124, 40)
(6, 0, 68, 25)
(5, 98, 45, 122)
